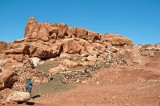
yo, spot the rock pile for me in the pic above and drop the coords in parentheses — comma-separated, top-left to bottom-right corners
(0, 17, 136, 88)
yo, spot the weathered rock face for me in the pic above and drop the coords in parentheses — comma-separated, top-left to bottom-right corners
(61, 59, 81, 68)
(0, 70, 17, 90)
(6, 91, 30, 103)
(87, 55, 97, 62)
(139, 44, 160, 56)
(24, 17, 133, 47)
(100, 34, 133, 47)
(24, 17, 49, 41)
(0, 17, 136, 92)
(49, 64, 64, 74)
(62, 39, 82, 54)
(5, 43, 59, 59)
(0, 41, 8, 53)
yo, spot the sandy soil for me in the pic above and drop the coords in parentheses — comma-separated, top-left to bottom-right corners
(10, 65, 158, 106)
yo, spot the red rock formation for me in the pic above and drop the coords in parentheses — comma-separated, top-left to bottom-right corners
(100, 34, 133, 47)
(24, 17, 133, 47)
(62, 39, 82, 54)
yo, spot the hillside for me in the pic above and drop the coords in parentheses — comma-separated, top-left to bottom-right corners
(0, 17, 160, 106)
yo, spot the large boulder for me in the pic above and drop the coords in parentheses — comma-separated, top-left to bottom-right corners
(87, 55, 97, 62)
(0, 70, 17, 90)
(57, 23, 68, 38)
(6, 91, 30, 103)
(87, 30, 100, 41)
(75, 28, 88, 39)
(5, 44, 59, 59)
(100, 34, 133, 47)
(37, 23, 49, 41)
(87, 46, 99, 56)
(24, 17, 49, 41)
(0, 41, 8, 53)
(92, 43, 106, 53)
(49, 64, 65, 74)
(13, 54, 24, 62)
(32, 47, 59, 59)
(62, 39, 82, 54)
(24, 17, 40, 38)
(66, 27, 76, 38)
(61, 59, 81, 68)
(60, 53, 71, 59)
(5, 44, 30, 55)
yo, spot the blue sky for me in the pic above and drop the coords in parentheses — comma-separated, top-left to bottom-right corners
(0, 0, 159, 44)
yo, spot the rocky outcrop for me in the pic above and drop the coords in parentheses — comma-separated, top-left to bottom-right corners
(0, 17, 136, 93)
(24, 17, 133, 47)
(5, 43, 59, 59)
(62, 39, 82, 54)
(139, 44, 160, 56)
(0, 41, 8, 53)
(100, 34, 133, 47)
(49, 64, 65, 74)
(24, 17, 49, 41)
(61, 59, 82, 68)
(0, 70, 17, 90)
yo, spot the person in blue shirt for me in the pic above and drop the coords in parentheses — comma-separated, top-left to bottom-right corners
(25, 78, 33, 93)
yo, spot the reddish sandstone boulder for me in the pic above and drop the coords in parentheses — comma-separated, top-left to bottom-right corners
(100, 34, 133, 47)
(61, 59, 81, 68)
(24, 17, 49, 41)
(92, 43, 106, 53)
(62, 39, 82, 54)
(5, 44, 30, 55)
(5, 43, 59, 60)
(87, 55, 97, 62)
(76, 28, 88, 39)
(32, 47, 59, 59)
(66, 27, 76, 38)
(49, 64, 64, 74)
(87, 30, 100, 41)
(37, 23, 49, 41)
(13, 54, 24, 62)
(0, 70, 17, 90)
(24, 17, 39, 38)
(57, 23, 68, 38)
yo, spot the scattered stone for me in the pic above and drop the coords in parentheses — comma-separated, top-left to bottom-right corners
(60, 53, 71, 59)
(87, 55, 97, 62)
(96, 81, 100, 84)
(29, 57, 41, 67)
(61, 59, 81, 68)
(6, 91, 30, 103)
(49, 64, 65, 74)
